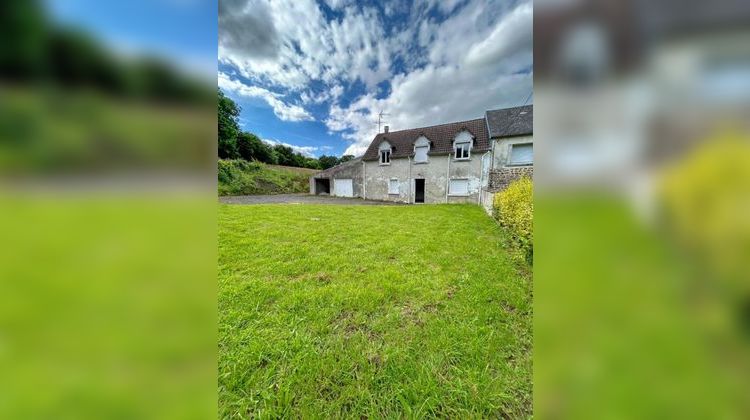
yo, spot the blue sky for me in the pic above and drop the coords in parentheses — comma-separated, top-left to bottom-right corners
(219, 0, 533, 157)
(44, 0, 533, 158)
(45, 0, 217, 79)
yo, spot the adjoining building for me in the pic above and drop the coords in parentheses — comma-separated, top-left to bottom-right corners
(309, 157, 362, 198)
(484, 105, 534, 211)
(310, 105, 533, 210)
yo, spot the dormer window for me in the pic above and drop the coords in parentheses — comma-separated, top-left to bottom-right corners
(380, 150, 391, 164)
(414, 136, 430, 163)
(453, 130, 473, 160)
(378, 140, 392, 165)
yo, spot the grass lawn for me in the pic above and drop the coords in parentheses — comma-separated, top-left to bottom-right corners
(218, 203, 532, 418)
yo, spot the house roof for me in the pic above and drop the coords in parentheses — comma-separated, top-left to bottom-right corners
(485, 105, 533, 138)
(313, 157, 361, 177)
(362, 117, 490, 161)
(640, 0, 750, 41)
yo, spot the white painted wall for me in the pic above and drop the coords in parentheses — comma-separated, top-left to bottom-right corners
(492, 135, 533, 169)
(363, 154, 483, 203)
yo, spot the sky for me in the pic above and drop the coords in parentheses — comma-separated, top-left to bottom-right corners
(219, 0, 533, 157)
(43, 0, 533, 159)
(45, 0, 218, 79)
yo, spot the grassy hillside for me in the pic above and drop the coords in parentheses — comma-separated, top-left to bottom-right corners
(265, 164, 319, 175)
(0, 86, 213, 174)
(218, 160, 316, 196)
(219, 204, 532, 417)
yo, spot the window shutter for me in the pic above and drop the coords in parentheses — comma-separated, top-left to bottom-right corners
(449, 179, 469, 195)
(415, 146, 428, 162)
(510, 143, 533, 165)
(388, 179, 399, 194)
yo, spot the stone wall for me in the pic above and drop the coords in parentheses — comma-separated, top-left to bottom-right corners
(488, 166, 533, 192)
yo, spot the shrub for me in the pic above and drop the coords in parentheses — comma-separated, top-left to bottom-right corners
(658, 131, 750, 288)
(217, 159, 310, 196)
(493, 177, 533, 262)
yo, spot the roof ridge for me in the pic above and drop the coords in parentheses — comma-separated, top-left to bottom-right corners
(486, 104, 533, 113)
(375, 117, 485, 136)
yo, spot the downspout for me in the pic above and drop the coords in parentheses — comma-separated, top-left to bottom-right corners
(445, 152, 451, 203)
(489, 138, 496, 168)
(479, 150, 491, 205)
(408, 156, 412, 203)
(362, 160, 366, 199)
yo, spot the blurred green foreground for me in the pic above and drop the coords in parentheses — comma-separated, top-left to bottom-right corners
(535, 134, 750, 418)
(0, 64, 216, 420)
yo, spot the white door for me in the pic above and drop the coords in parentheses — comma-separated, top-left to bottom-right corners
(334, 179, 354, 197)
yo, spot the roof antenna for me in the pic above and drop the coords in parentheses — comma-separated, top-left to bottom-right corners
(376, 110, 390, 133)
(520, 91, 532, 107)
(515, 91, 532, 119)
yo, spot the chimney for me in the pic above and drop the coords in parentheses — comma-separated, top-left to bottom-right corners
(384, 125, 389, 133)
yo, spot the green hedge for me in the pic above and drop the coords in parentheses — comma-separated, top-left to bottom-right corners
(493, 177, 533, 262)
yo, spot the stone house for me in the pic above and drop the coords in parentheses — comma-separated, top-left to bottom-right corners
(361, 117, 493, 204)
(310, 105, 533, 209)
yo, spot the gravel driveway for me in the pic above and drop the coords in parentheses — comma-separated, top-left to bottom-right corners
(219, 194, 404, 205)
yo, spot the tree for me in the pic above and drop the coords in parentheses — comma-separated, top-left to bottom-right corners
(236, 131, 282, 165)
(0, 1, 47, 80)
(340, 155, 355, 163)
(254, 139, 277, 164)
(273, 144, 296, 166)
(264, 148, 279, 165)
(318, 155, 339, 169)
(218, 89, 240, 159)
(301, 157, 320, 170)
(236, 132, 262, 161)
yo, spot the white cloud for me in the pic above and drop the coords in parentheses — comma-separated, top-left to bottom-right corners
(262, 138, 319, 157)
(219, 0, 533, 157)
(300, 84, 344, 105)
(324, 0, 352, 10)
(219, 0, 399, 91)
(464, 2, 533, 67)
(218, 72, 314, 122)
(324, 0, 534, 156)
(329, 69, 533, 156)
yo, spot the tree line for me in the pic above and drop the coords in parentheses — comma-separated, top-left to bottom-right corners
(1, 1, 212, 105)
(218, 90, 354, 170)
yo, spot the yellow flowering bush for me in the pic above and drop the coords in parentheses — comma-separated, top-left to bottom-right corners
(493, 176, 533, 261)
(659, 131, 750, 288)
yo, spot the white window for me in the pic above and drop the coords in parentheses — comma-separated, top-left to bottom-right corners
(455, 143, 470, 159)
(414, 136, 430, 163)
(378, 140, 392, 165)
(453, 130, 473, 160)
(509, 143, 533, 165)
(388, 178, 399, 195)
(449, 179, 469, 196)
(380, 150, 391, 164)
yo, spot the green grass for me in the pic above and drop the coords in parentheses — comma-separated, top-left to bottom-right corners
(1, 194, 215, 419)
(0, 86, 213, 174)
(265, 164, 319, 175)
(218, 204, 532, 418)
(218, 160, 315, 196)
(535, 196, 739, 418)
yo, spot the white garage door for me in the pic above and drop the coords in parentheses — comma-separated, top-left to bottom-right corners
(333, 179, 354, 197)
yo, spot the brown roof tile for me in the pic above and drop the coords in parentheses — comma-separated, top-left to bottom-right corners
(362, 117, 490, 161)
